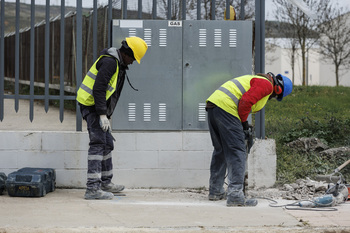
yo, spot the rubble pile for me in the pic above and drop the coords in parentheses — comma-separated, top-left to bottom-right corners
(281, 178, 329, 200)
(247, 178, 330, 200)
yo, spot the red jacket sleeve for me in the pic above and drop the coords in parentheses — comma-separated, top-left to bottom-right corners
(238, 78, 273, 122)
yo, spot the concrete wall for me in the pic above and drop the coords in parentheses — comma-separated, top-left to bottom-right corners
(0, 131, 276, 189)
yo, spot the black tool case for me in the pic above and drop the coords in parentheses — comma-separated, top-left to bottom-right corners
(0, 172, 7, 195)
(6, 167, 56, 197)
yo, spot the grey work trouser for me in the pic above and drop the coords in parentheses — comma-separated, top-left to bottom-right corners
(207, 107, 246, 198)
(84, 111, 114, 190)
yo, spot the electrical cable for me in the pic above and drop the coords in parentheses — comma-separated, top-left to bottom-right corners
(249, 196, 339, 211)
(126, 73, 138, 91)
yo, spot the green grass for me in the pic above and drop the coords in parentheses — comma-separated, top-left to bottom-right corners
(264, 86, 350, 185)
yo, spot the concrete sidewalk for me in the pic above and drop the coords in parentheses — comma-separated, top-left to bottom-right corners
(0, 188, 349, 233)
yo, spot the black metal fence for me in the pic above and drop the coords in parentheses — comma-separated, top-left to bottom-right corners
(0, 0, 266, 136)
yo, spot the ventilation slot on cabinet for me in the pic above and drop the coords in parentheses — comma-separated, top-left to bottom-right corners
(159, 29, 167, 47)
(128, 103, 136, 122)
(144, 28, 152, 46)
(229, 29, 237, 47)
(214, 29, 222, 47)
(199, 29, 207, 47)
(129, 28, 137, 37)
(198, 103, 206, 122)
(158, 103, 167, 122)
(143, 103, 151, 122)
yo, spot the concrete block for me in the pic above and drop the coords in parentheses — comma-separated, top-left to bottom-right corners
(136, 132, 182, 151)
(56, 169, 86, 188)
(116, 168, 209, 188)
(179, 151, 211, 170)
(42, 132, 88, 151)
(183, 131, 212, 151)
(0, 131, 41, 150)
(115, 169, 179, 188)
(0, 153, 18, 169)
(114, 151, 159, 169)
(175, 169, 209, 188)
(114, 132, 136, 151)
(158, 151, 181, 168)
(64, 151, 87, 169)
(17, 151, 65, 169)
(247, 139, 276, 189)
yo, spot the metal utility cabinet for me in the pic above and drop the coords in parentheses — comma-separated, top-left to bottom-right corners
(111, 20, 252, 131)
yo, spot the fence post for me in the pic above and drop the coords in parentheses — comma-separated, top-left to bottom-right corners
(76, 0, 83, 131)
(29, 0, 35, 122)
(0, 0, 4, 121)
(254, 0, 265, 139)
(45, 0, 50, 112)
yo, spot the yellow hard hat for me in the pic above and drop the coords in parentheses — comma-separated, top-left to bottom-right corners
(224, 6, 236, 21)
(125, 36, 148, 64)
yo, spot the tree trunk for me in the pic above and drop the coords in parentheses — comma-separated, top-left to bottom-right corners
(335, 64, 339, 86)
(302, 50, 306, 86)
(291, 46, 295, 84)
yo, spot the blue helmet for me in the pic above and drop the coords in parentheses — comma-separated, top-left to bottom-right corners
(276, 74, 293, 101)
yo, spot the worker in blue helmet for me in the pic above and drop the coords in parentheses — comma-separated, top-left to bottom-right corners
(206, 72, 293, 207)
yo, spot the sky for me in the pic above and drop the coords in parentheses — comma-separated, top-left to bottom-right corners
(4, 0, 350, 20)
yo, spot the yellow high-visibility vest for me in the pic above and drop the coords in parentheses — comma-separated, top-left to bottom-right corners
(207, 75, 272, 121)
(76, 55, 119, 106)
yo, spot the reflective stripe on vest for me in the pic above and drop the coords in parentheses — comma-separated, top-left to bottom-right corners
(206, 75, 272, 120)
(76, 55, 119, 106)
(217, 79, 246, 106)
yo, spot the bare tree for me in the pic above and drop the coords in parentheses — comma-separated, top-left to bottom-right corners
(265, 40, 278, 66)
(317, 7, 350, 86)
(272, 0, 331, 86)
(157, 0, 254, 20)
(158, 0, 187, 19)
(289, 37, 298, 84)
(197, 0, 254, 20)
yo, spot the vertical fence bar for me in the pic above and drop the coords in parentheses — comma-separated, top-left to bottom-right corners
(138, 0, 142, 19)
(59, 0, 65, 122)
(225, 0, 230, 19)
(108, 0, 112, 47)
(197, 0, 201, 20)
(241, 0, 245, 20)
(182, 0, 186, 20)
(122, 0, 127, 19)
(76, 0, 83, 131)
(29, 0, 35, 122)
(152, 0, 157, 19)
(167, 0, 171, 20)
(210, 0, 215, 20)
(15, 0, 20, 112)
(45, 0, 50, 112)
(0, 0, 4, 121)
(254, 0, 265, 139)
(93, 0, 97, 61)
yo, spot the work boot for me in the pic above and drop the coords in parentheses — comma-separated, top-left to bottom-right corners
(208, 192, 226, 201)
(101, 183, 125, 193)
(226, 196, 258, 207)
(84, 189, 114, 200)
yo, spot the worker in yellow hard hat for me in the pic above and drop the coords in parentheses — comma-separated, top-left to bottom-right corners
(76, 36, 148, 200)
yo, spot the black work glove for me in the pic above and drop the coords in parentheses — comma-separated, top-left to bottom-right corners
(242, 121, 249, 131)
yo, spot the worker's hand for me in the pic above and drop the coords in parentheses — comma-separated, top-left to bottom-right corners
(242, 121, 249, 131)
(99, 115, 111, 132)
